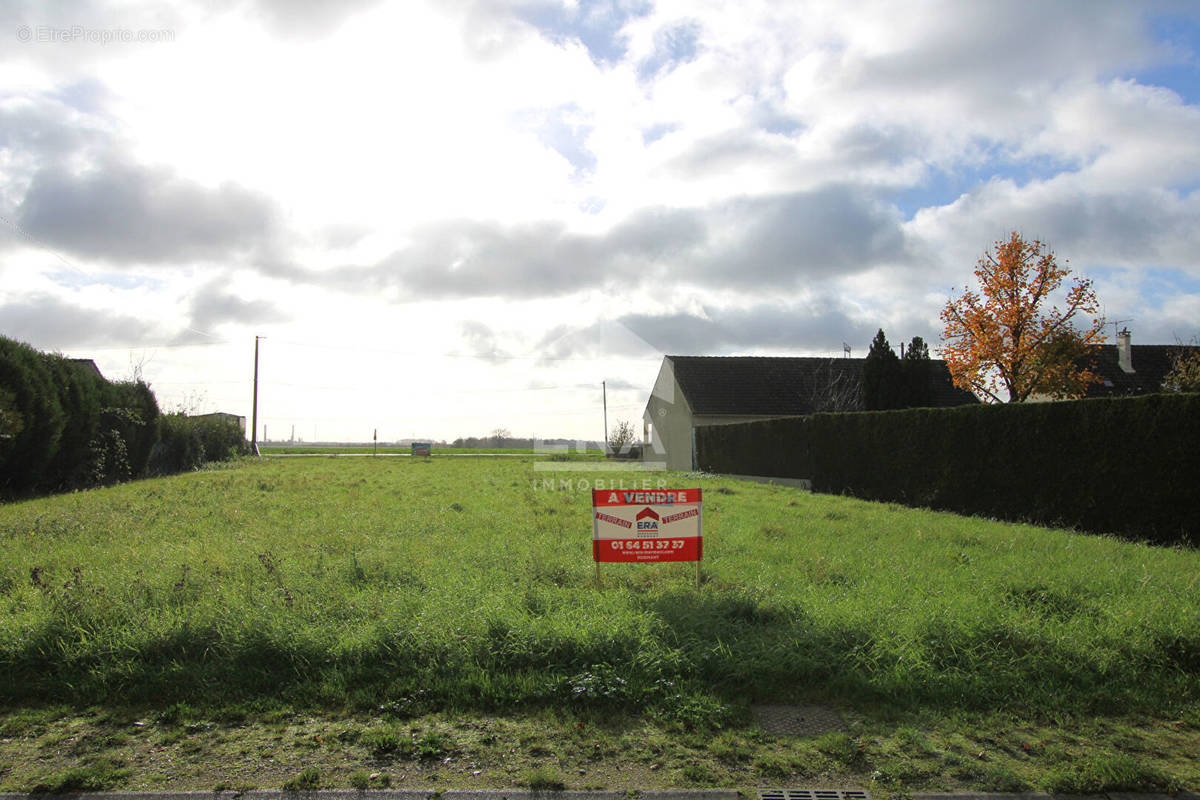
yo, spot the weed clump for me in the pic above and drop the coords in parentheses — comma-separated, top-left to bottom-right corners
(281, 767, 321, 791)
(815, 731, 865, 768)
(31, 761, 130, 793)
(1041, 752, 1181, 794)
(523, 765, 566, 790)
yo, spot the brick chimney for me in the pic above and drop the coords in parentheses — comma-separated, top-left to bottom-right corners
(1117, 328, 1133, 373)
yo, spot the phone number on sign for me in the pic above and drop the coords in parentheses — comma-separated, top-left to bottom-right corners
(611, 539, 687, 550)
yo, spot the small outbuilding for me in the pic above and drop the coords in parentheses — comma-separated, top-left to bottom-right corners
(193, 412, 248, 433)
(642, 355, 976, 471)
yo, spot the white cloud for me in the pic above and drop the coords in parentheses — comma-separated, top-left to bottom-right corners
(2, 0, 1199, 438)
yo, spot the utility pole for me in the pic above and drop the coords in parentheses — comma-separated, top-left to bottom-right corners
(251, 335, 262, 456)
(602, 380, 608, 456)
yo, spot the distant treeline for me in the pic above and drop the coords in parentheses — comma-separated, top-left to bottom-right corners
(0, 336, 249, 498)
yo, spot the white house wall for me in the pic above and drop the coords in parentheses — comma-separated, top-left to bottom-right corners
(642, 359, 694, 471)
(642, 357, 808, 471)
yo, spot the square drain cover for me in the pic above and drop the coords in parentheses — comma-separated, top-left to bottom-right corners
(760, 791, 869, 800)
(751, 704, 847, 736)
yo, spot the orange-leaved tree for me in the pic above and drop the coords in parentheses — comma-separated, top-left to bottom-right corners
(940, 232, 1105, 403)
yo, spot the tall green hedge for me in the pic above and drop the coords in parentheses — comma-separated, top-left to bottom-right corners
(149, 413, 250, 475)
(696, 393, 1200, 544)
(697, 417, 814, 479)
(1, 337, 254, 499)
(0, 336, 160, 495)
(0, 338, 63, 492)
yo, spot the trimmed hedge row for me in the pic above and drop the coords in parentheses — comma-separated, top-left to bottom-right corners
(696, 393, 1200, 544)
(1, 337, 159, 495)
(696, 417, 814, 480)
(149, 413, 250, 475)
(1, 336, 251, 498)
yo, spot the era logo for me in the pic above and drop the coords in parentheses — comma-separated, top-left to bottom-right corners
(636, 507, 660, 532)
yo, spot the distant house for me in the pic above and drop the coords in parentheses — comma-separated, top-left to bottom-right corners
(642, 355, 977, 471)
(193, 412, 247, 433)
(1078, 329, 1199, 397)
(68, 358, 103, 378)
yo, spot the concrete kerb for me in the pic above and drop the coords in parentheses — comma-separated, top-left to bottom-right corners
(912, 794, 1200, 800)
(718, 474, 812, 491)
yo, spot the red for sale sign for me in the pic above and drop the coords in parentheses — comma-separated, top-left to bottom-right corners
(592, 488, 703, 563)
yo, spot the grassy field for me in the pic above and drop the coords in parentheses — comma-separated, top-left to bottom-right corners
(0, 456, 1196, 793)
(259, 446, 606, 455)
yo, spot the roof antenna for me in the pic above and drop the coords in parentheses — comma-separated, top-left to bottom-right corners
(843, 343, 851, 358)
(1109, 319, 1132, 341)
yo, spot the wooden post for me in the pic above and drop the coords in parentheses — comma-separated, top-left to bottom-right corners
(602, 380, 608, 457)
(250, 335, 261, 456)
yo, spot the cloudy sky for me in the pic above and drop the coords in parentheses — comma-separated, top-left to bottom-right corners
(2, 0, 1199, 442)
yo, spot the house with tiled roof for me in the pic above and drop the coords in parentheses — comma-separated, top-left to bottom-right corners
(1078, 329, 1199, 397)
(67, 358, 103, 378)
(642, 355, 977, 471)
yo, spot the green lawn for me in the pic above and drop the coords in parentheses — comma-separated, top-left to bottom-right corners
(0, 456, 1195, 793)
(258, 446, 605, 455)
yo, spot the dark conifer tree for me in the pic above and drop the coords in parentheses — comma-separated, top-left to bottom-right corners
(863, 329, 902, 410)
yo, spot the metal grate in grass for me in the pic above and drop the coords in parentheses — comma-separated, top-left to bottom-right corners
(759, 790, 870, 800)
(751, 704, 847, 736)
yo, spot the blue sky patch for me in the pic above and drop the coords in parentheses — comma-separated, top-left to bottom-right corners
(50, 79, 110, 115)
(516, 0, 652, 65)
(1134, 61, 1200, 106)
(1124, 12, 1200, 106)
(891, 152, 1076, 219)
(532, 105, 597, 177)
(641, 122, 677, 145)
(1141, 267, 1200, 299)
(637, 20, 700, 81)
(48, 269, 163, 291)
(759, 114, 804, 138)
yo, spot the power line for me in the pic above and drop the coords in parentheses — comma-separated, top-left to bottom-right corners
(151, 380, 247, 386)
(0, 213, 98, 277)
